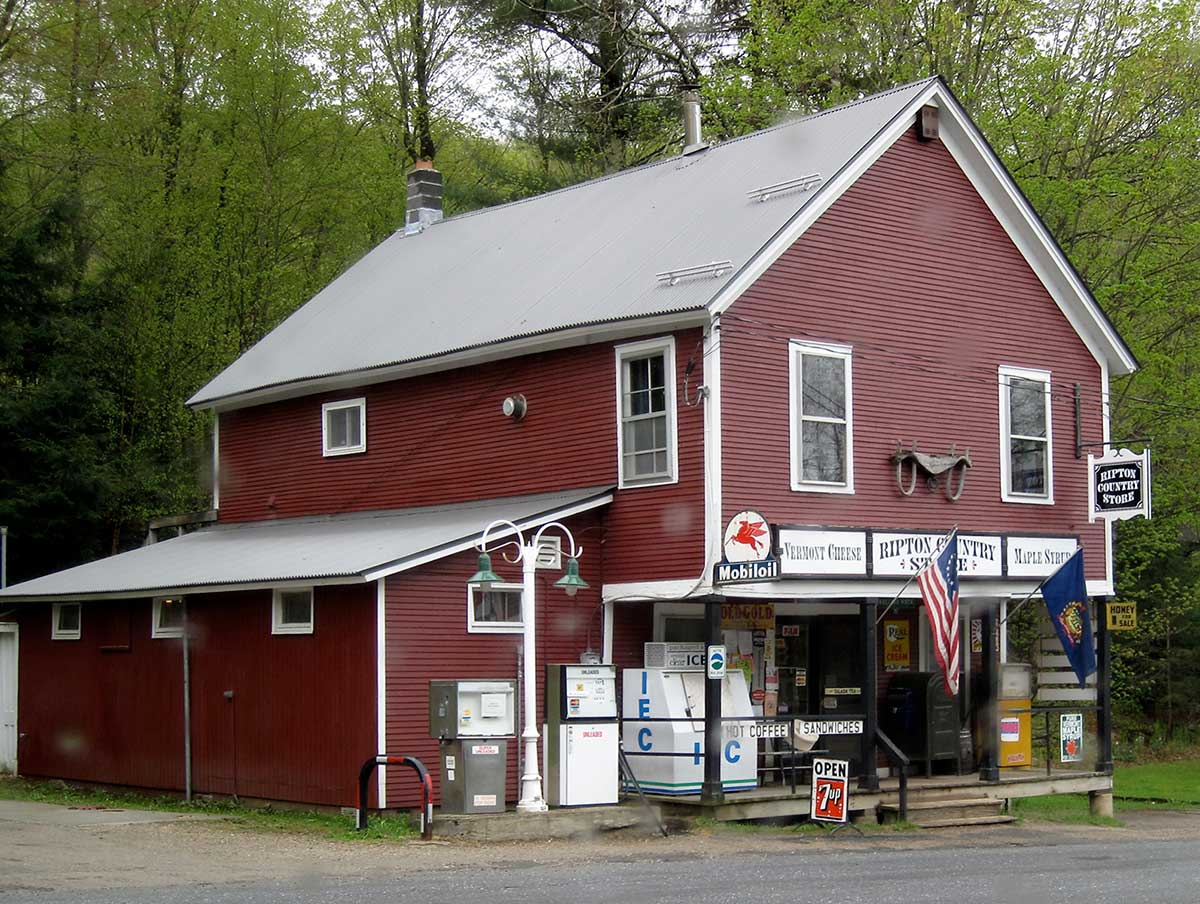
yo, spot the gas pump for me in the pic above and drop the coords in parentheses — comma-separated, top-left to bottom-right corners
(544, 664, 619, 807)
(428, 679, 515, 813)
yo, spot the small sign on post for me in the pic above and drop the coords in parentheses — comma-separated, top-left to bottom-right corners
(1106, 602, 1137, 631)
(810, 757, 850, 823)
(1060, 713, 1084, 762)
(706, 645, 726, 680)
(1089, 448, 1151, 523)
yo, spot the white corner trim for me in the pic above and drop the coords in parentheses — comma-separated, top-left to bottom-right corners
(703, 317, 723, 590)
(998, 364, 1054, 505)
(602, 600, 614, 664)
(614, 336, 680, 489)
(322, 397, 367, 457)
(788, 339, 855, 494)
(376, 578, 387, 808)
(212, 414, 220, 512)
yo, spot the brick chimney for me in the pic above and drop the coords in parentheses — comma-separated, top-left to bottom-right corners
(405, 159, 443, 234)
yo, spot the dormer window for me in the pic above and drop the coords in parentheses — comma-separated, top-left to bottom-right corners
(615, 337, 678, 488)
(322, 398, 366, 456)
(999, 366, 1053, 503)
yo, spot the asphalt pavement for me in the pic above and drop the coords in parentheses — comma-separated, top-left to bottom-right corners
(5, 831, 1197, 904)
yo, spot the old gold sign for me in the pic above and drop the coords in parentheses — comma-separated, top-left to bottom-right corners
(1106, 602, 1137, 631)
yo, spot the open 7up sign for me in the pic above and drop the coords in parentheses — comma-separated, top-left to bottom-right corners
(810, 758, 850, 823)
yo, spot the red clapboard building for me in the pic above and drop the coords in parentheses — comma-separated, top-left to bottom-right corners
(0, 78, 1134, 816)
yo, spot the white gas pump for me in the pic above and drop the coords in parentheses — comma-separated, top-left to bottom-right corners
(545, 664, 619, 807)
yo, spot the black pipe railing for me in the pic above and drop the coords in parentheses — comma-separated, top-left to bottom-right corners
(875, 726, 909, 821)
(355, 754, 433, 840)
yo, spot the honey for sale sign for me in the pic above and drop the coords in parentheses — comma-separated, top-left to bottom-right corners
(810, 757, 850, 823)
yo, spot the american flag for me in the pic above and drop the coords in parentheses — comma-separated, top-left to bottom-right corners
(916, 531, 960, 696)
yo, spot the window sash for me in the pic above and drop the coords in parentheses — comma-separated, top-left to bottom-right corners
(273, 589, 314, 634)
(52, 603, 81, 639)
(793, 345, 852, 488)
(616, 340, 676, 487)
(322, 399, 366, 455)
(468, 584, 524, 633)
(1001, 370, 1052, 500)
(153, 597, 184, 638)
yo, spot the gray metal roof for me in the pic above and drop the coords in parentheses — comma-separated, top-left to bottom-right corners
(0, 486, 613, 600)
(189, 81, 938, 407)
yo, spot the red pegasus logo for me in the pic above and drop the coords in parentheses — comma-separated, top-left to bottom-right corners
(731, 518, 768, 554)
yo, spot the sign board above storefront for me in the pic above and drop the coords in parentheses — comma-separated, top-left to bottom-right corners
(1089, 448, 1151, 523)
(777, 528, 868, 577)
(1006, 536, 1078, 577)
(872, 532, 1002, 577)
(714, 510, 779, 584)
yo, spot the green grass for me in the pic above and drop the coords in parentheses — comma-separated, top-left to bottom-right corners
(1113, 759, 1200, 805)
(1010, 793, 1122, 827)
(0, 776, 417, 842)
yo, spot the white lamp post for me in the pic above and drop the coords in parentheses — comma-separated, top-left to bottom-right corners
(468, 520, 589, 813)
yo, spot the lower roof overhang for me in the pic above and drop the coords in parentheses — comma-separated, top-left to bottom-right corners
(0, 486, 614, 603)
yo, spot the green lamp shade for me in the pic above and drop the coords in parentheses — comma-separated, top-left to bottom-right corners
(554, 557, 590, 597)
(467, 551, 502, 589)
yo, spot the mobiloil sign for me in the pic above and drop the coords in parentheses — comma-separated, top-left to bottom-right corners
(621, 660, 756, 795)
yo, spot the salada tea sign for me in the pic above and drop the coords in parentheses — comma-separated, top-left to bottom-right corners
(1089, 448, 1151, 522)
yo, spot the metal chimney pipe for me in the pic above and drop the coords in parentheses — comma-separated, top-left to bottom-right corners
(682, 90, 704, 152)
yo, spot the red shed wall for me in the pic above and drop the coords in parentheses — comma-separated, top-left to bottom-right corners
(383, 512, 604, 808)
(722, 129, 1107, 579)
(10, 585, 375, 808)
(218, 330, 706, 584)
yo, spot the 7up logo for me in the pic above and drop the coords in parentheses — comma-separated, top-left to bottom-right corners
(707, 645, 726, 680)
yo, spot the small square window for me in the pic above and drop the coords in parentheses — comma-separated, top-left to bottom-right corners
(322, 398, 366, 456)
(272, 588, 314, 635)
(152, 597, 185, 639)
(52, 603, 82, 640)
(467, 584, 523, 633)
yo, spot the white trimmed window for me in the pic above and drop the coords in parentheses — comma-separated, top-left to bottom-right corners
(51, 603, 81, 640)
(789, 340, 854, 493)
(152, 596, 185, 639)
(467, 584, 523, 633)
(615, 337, 678, 488)
(272, 588, 314, 635)
(322, 398, 366, 456)
(999, 365, 1053, 503)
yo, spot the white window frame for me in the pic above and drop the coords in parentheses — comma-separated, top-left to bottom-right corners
(614, 336, 679, 489)
(789, 339, 855, 493)
(467, 583, 524, 634)
(51, 603, 81, 641)
(998, 365, 1054, 505)
(272, 588, 314, 635)
(321, 398, 367, 457)
(151, 596, 185, 639)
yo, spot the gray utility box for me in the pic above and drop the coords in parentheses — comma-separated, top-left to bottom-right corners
(439, 739, 507, 814)
(429, 679, 516, 739)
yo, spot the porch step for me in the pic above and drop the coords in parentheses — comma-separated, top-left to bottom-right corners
(880, 796, 1012, 827)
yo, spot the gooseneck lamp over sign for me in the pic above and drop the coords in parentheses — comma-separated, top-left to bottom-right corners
(467, 519, 590, 813)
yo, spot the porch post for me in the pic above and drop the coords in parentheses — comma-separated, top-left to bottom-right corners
(1096, 598, 1114, 775)
(859, 598, 879, 791)
(979, 603, 1000, 782)
(701, 595, 724, 805)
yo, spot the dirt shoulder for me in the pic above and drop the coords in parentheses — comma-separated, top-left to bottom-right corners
(2, 800, 1198, 896)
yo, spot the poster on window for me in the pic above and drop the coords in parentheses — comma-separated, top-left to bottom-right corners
(883, 620, 911, 672)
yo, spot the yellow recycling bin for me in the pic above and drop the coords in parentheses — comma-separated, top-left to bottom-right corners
(998, 664, 1032, 768)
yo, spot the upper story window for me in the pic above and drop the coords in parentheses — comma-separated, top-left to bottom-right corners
(999, 365, 1053, 503)
(789, 340, 854, 493)
(272, 588, 314, 635)
(152, 596, 185, 639)
(322, 398, 366, 456)
(52, 602, 81, 640)
(467, 583, 523, 633)
(615, 337, 678, 488)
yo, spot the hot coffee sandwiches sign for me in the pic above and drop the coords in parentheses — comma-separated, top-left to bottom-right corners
(1089, 448, 1151, 522)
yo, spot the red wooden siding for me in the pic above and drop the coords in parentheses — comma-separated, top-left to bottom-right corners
(11, 585, 375, 808)
(218, 331, 706, 584)
(383, 512, 604, 808)
(12, 604, 184, 791)
(722, 129, 1107, 579)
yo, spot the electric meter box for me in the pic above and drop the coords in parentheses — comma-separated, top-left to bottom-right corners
(428, 679, 516, 739)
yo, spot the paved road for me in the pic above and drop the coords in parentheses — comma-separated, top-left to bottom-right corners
(5, 832, 1197, 904)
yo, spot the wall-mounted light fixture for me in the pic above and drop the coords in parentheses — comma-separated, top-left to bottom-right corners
(502, 394, 527, 420)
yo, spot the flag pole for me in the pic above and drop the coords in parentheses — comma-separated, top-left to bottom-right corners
(877, 525, 958, 624)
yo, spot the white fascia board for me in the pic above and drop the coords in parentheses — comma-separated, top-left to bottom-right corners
(376, 578, 387, 808)
(360, 492, 615, 582)
(193, 311, 709, 413)
(0, 574, 367, 603)
(708, 82, 1136, 379)
(605, 577, 1113, 602)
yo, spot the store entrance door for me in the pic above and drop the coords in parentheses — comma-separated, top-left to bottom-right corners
(774, 617, 810, 717)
